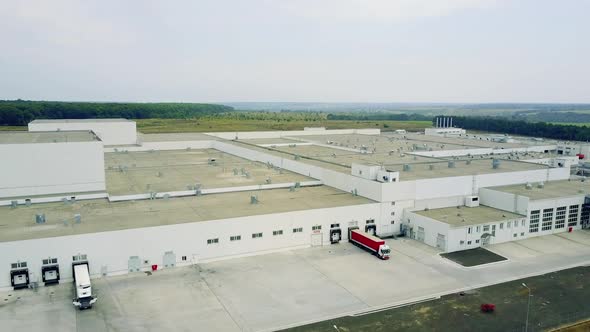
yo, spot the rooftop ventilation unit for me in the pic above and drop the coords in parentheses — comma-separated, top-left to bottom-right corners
(403, 164, 411, 172)
(448, 161, 456, 168)
(466, 160, 472, 165)
(74, 214, 81, 224)
(35, 214, 46, 224)
(525, 183, 533, 190)
(295, 182, 301, 188)
(537, 182, 545, 189)
(250, 195, 259, 204)
(10, 201, 17, 209)
(265, 177, 272, 184)
(492, 159, 501, 169)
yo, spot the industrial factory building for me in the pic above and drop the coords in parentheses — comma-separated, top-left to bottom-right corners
(1, 119, 589, 289)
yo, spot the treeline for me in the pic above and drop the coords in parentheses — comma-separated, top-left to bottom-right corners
(514, 111, 590, 124)
(0, 100, 233, 126)
(326, 113, 432, 121)
(451, 116, 590, 141)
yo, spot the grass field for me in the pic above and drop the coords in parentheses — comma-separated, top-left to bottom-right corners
(0, 126, 26, 131)
(135, 118, 431, 133)
(283, 266, 590, 332)
(0, 119, 431, 134)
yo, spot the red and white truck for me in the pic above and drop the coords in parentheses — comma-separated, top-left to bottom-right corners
(349, 228, 390, 260)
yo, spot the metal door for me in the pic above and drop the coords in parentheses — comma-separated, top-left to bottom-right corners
(311, 233, 323, 246)
(163, 251, 176, 268)
(436, 233, 446, 250)
(417, 227, 425, 242)
(128, 256, 141, 272)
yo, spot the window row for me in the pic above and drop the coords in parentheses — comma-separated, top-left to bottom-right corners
(207, 225, 323, 244)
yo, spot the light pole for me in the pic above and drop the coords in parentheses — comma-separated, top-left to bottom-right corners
(522, 283, 531, 332)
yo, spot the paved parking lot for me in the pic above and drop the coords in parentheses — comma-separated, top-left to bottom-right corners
(2, 231, 590, 332)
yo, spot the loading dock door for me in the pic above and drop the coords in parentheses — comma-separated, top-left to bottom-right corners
(311, 233, 323, 246)
(436, 233, 446, 250)
(10, 269, 29, 290)
(41, 265, 60, 285)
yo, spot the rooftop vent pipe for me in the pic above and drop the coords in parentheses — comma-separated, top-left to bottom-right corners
(492, 159, 501, 169)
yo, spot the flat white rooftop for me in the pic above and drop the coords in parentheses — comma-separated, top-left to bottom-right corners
(0, 131, 99, 144)
(488, 180, 590, 200)
(0, 186, 373, 242)
(414, 205, 524, 227)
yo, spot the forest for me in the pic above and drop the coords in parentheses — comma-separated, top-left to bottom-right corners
(0, 100, 233, 126)
(450, 116, 590, 141)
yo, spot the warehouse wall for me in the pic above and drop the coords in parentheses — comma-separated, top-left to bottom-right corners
(0, 202, 381, 289)
(205, 128, 380, 140)
(0, 142, 105, 198)
(29, 121, 137, 146)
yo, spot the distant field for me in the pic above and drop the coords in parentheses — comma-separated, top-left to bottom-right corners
(135, 119, 431, 133)
(0, 126, 26, 131)
(0, 120, 431, 134)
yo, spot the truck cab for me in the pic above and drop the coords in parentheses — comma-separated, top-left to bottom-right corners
(378, 244, 391, 260)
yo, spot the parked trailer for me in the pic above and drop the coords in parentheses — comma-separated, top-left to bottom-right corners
(349, 228, 391, 260)
(72, 263, 97, 309)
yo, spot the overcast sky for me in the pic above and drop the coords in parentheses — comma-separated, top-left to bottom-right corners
(1, 0, 589, 103)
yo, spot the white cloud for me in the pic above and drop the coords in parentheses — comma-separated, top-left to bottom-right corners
(273, 0, 498, 21)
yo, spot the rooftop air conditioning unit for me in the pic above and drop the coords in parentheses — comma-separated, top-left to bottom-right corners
(465, 196, 480, 207)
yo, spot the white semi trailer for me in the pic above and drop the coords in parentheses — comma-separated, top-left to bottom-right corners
(72, 263, 97, 309)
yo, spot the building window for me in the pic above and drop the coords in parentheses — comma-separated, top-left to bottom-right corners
(312, 225, 322, 231)
(366, 219, 375, 224)
(499, 223, 504, 230)
(11, 262, 27, 269)
(521, 220, 525, 227)
(42, 258, 58, 265)
(521, 232, 525, 236)
(391, 212, 395, 216)
(468, 227, 472, 234)
(508, 221, 511, 228)
(541, 208, 554, 231)
(483, 225, 490, 232)
(293, 227, 303, 233)
(252, 233, 263, 239)
(568, 205, 580, 227)
(330, 223, 340, 228)
(476, 226, 481, 233)
(207, 238, 219, 244)
(475, 239, 480, 244)
(529, 210, 540, 233)
(182, 256, 187, 261)
(467, 241, 472, 245)
(513, 233, 517, 238)
(460, 240, 464, 245)
(555, 206, 567, 229)
(273, 230, 283, 236)
(391, 202, 395, 206)
(230, 235, 241, 241)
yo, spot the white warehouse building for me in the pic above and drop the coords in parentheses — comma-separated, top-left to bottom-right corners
(1, 120, 587, 290)
(28, 119, 137, 146)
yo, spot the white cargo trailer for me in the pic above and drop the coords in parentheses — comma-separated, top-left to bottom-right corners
(72, 263, 97, 309)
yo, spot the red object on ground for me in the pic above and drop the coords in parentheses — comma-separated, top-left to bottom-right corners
(481, 304, 496, 313)
(569, 227, 573, 233)
(151, 264, 158, 271)
(577, 154, 585, 160)
(350, 229, 385, 253)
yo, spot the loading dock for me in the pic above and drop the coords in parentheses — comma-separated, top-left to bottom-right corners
(41, 258, 60, 285)
(10, 262, 29, 290)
